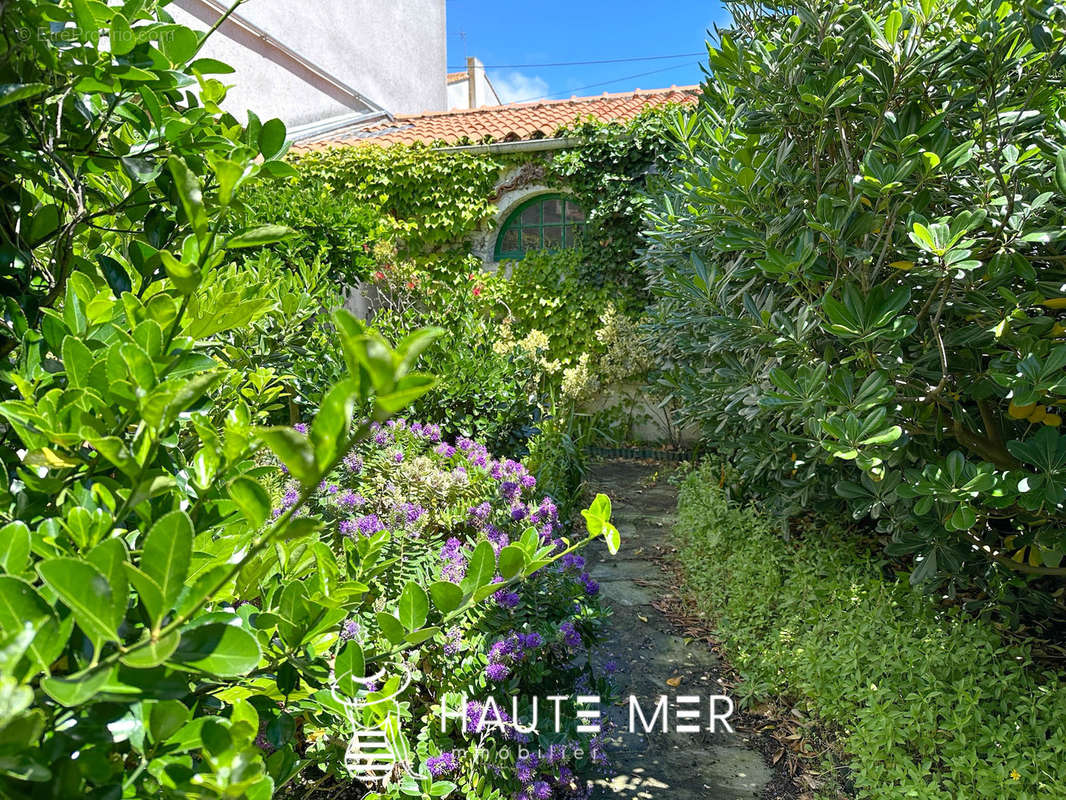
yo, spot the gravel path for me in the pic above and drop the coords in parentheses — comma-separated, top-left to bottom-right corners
(584, 460, 771, 800)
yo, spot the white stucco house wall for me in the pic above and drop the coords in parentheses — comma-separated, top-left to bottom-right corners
(169, 0, 447, 138)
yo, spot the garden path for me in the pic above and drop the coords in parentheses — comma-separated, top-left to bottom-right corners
(584, 460, 771, 800)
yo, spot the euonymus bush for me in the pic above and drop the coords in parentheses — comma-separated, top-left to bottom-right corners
(0, 3, 621, 797)
(674, 465, 1066, 799)
(646, 0, 1066, 594)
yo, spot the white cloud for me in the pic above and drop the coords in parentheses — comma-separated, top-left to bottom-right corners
(490, 71, 550, 103)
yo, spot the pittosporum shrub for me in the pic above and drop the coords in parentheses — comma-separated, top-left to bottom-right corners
(237, 176, 384, 286)
(645, 0, 1066, 597)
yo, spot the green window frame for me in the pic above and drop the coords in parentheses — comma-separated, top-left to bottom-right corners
(494, 193, 586, 261)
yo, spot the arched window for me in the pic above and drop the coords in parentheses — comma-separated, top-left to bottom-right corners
(494, 194, 586, 261)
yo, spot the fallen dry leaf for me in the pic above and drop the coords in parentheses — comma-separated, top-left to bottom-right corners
(666, 676, 682, 687)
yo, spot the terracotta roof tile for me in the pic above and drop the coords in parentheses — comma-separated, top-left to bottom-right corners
(446, 71, 468, 84)
(291, 85, 700, 152)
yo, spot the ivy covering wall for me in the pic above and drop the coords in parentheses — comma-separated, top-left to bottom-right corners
(249, 104, 687, 290)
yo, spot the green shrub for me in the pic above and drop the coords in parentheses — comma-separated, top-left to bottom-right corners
(645, 0, 1066, 593)
(0, 5, 622, 798)
(373, 306, 542, 458)
(674, 465, 1066, 800)
(238, 179, 383, 285)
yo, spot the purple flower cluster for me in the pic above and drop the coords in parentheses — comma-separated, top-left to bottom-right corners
(513, 742, 593, 800)
(338, 490, 364, 509)
(354, 514, 384, 537)
(426, 751, 457, 777)
(390, 500, 426, 527)
(339, 619, 360, 642)
(531, 497, 560, 541)
(468, 501, 492, 527)
(463, 700, 515, 738)
(440, 537, 466, 582)
(484, 631, 543, 683)
(559, 622, 582, 649)
(443, 626, 464, 655)
(494, 585, 521, 609)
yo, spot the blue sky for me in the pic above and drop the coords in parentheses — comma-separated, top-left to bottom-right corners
(445, 0, 731, 103)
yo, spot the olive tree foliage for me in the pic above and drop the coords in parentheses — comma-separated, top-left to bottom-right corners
(644, 0, 1066, 592)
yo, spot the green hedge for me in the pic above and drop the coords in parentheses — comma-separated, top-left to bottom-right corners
(674, 465, 1066, 799)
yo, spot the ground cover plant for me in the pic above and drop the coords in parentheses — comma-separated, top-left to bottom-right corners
(673, 464, 1066, 799)
(0, 3, 622, 798)
(644, 0, 1066, 599)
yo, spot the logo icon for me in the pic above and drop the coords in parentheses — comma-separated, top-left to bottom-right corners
(331, 665, 423, 784)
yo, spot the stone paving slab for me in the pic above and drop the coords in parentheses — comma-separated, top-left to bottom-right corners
(584, 461, 771, 800)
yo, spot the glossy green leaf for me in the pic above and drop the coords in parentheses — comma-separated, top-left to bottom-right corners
(120, 630, 180, 668)
(398, 581, 429, 632)
(0, 83, 49, 108)
(149, 699, 191, 742)
(228, 477, 271, 528)
(167, 156, 206, 239)
(172, 622, 261, 676)
(0, 522, 30, 575)
(461, 541, 495, 593)
(37, 558, 118, 649)
(257, 426, 317, 486)
(428, 581, 463, 614)
(258, 118, 287, 159)
(335, 640, 365, 695)
(375, 612, 406, 645)
(0, 577, 61, 672)
(223, 225, 295, 249)
(141, 510, 193, 614)
(497, 545, 526, 579)
(41, 665, 113, 707)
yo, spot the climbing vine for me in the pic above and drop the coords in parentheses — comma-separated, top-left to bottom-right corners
(550, 106, 686, 292)
(289, 145, 501, 254)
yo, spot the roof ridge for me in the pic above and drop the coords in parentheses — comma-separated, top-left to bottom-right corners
(292, 84, 700, 152)
(394, 85, 700, 121)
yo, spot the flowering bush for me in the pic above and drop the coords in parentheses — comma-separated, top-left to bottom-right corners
(269, 420, 617, 799)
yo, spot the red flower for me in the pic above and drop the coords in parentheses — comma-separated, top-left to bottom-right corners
(373, 270, 385, 281)
(406, 280, 416, 289)
(472, 285, 483, 297)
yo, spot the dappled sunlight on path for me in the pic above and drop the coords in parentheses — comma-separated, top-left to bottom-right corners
(585, 461, 771, 800)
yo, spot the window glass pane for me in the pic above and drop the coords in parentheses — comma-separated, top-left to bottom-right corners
(543, 198, 562, 223)
(565, 202, 585, 222)
(520, 203, 540, 226)
(542, 225, 563, 249)
(522, 229, 541, 251)
(565, 222, 586, 247)
(501, 228, 520, 253)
